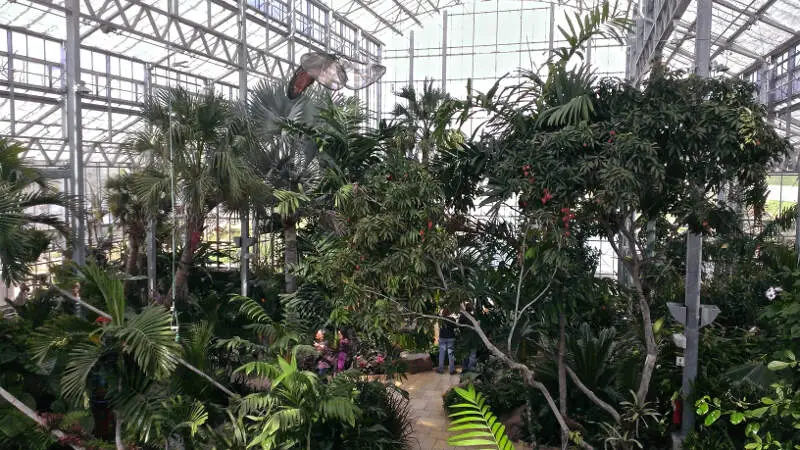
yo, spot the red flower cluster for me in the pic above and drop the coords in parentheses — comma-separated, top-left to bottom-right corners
(95, 316, 111, 325)
(541, 188, 553, 205)
(607, 130, 616, 144)
(521, 164, 535, 184)
(561, 207, 575, 237)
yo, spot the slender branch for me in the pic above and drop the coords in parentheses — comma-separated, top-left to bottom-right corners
(51, 285, 239, 400)
(602, 225, 657, 404)
(435, 261, 449, 290)
(53, 286, 111, 319)
(0, 385, 85, 450)
(115, 419, 124, 450)
(516, 267, 557, 318)
(566, 366, 621, 423)
(509, 222, 531, 352)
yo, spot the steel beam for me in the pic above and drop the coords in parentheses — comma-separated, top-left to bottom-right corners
(713, 0, 792, 35)
(65, 0, 86, 266)
(675, 19, 762, 60)
(441, 10, 447, 92)
(239, 0, 250, 297)
(391, 0, 423, 27)
(627, 0, 692, 83)
(710, 0, 780, 60)
(680, 0, 711, 441)
(351, 0, 403, 35)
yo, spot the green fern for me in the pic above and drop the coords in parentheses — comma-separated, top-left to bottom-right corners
(447, 384, 515, 450)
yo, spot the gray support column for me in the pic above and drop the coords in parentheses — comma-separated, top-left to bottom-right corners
(409, 30, 414, 88)
(7, 31, 14, 136)
(548, 3, 555, 54)
(144, 65, 158, 298)
(680, 0, 712, 440)
(324, 9, 331, 52)
(239, 0, 250, 297)
(288, 0, 296, 64)
(442, 10, 447, 92)
(65, 0, 86, 266)
(376, 45, 382, 123)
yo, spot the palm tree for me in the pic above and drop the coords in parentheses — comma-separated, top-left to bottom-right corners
(245, 81, 323, 293)
(236, 354, 358, 450)
(29, 263, 197, 446)
(0, 139, 69, 285)
(126, 87, 259, 301)
(391, 79, 452, 165)
(105, 171, 170, 295)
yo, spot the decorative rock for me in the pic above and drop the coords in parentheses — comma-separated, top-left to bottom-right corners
(400, 351, 433, 373)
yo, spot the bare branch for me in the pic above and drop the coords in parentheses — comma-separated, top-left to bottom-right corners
(51, 284, 239, 400)
(0, 385, 85, 450)
(508, 266, 557, 352)
(566, 366, 621, 423)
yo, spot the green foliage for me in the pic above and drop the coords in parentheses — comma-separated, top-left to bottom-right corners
(237, 354, 358, 450)
(447, 384, 515, 449)
(0, 139, 68, 284)
(696, 350, 800, 449)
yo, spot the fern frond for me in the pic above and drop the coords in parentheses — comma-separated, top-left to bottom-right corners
(447, 385, 515, 450)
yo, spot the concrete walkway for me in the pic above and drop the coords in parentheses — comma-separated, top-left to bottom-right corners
(399, 370, 462, 450)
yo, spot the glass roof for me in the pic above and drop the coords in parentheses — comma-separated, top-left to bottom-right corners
(2, 0, 800, 166)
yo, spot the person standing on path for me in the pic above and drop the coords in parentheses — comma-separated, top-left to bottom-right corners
(459, 302, 479, 372)
(437, 308, 457, 374)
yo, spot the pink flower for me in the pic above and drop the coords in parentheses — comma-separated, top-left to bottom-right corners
(375, 355, 385, 364)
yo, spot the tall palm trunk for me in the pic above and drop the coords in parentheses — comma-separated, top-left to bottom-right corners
(283, 217, 297, 293)
(123, 229, 143, 295)
(168, 212, 205, 303)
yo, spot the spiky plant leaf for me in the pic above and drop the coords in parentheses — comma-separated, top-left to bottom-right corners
(447, 384, 515, 450)
(116, 306, 181, 379)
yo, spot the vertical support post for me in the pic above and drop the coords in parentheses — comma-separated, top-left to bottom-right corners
(409, 30, 414, 88)
(376, 45, 382, 125)
(680, 0, 711, 440)
(441, 10, 447, 92)
(7, 30, 15, 136)
(548, 3, 555, 54)
(65, 0, 86, 267)
(324, 8, 331, 52)
(288, 0, 296, 64)
(144, 65, 157, 299)
(239, 0, 250, 297)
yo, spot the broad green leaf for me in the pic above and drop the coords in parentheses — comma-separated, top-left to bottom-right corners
(704, 409, 721, 426)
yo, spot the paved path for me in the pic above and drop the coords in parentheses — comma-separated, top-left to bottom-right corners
(398, 370, 462, 450)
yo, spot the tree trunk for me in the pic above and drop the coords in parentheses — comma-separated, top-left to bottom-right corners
(123, 231, 142, 296)
(283, 217, 298, 293)
(558, 311, 568, 450)
(167, 213, 205, 303)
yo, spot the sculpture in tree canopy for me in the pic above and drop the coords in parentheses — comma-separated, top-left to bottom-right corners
(287, 52, 386, 99)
